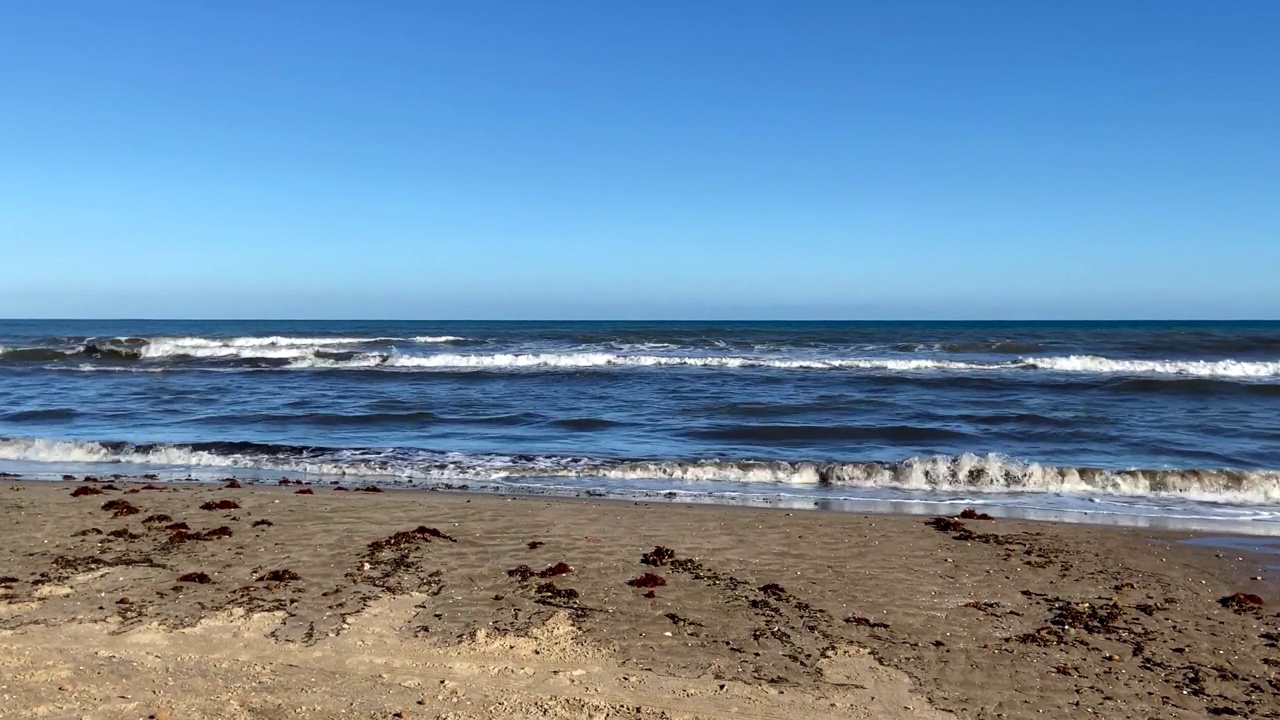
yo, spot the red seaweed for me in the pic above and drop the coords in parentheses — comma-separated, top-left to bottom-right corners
(629, 573, 667, 588)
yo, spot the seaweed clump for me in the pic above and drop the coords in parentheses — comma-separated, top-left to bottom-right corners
(1220, 593, 1264, 613)
(641, 546, 676, 566)
(102, 499, 140, 517)
(629, 573, 667, 588)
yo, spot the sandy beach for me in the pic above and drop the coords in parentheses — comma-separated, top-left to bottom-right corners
(0, 477, 1277, 719)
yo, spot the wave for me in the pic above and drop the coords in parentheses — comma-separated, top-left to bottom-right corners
(1022, 355, 1280, 378)
(0, 335, 471, 363)
(290, 352, 1280, 378)
(292, 352, 992, 371)
(4, 339, 1280, 380)
(684, 424, 975, 443)
(0, 409, 79, 421)
(3, 437, 1279, 505)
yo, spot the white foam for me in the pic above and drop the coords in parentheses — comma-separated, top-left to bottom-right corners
(277, 352, 1280, 378)
(411, 336, 468, 343)
(290, 352, 989, 371)
(3, 438, 1279, 505)
(1023, 355, 1280, 378)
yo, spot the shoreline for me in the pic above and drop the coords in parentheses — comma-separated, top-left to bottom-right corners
(1, 478, 1278, 718)
(5, 466, 1280, 537)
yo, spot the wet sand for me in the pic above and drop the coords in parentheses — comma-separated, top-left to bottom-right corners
(0, 477, 1277, 719)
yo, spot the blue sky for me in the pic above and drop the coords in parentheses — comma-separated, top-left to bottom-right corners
(1, 1, 1277, 319)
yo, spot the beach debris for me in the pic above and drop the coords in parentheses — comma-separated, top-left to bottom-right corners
(142, 474, 158, 480)
(102, 499, 140, 517)
(629, 573, 667, 588)
(844, 614, 890, 629)
(168, 526, 233, 544)
(163, 521, 190, 531)
(140, 484, 162, 490)
(926, 517, 966, 532)
(101, 484, 121, 491)
(1134, 601, 1167, 616)
(260, 569, 301, 583)
(355, 485, 384, 493)
(958, 508, 994, 520)
(142, 514, 173, 525)
(643, 590, 656, 599)
(1050, 599, 1123, 633)
(277, 478, 298, 486)
(0, 576, 19, 584)
(368, 526, 456, 553)
(294, 488, 314, 495)
(1220, 593, 1265, 613)
(83, 475, 100, 482)
(1114, 581, 1137, 591)
(641, 546, 676, 566)
(73, 528, 104, 536)
(758, 583, 787, 599)
(537, 562, 573, 578)
(70, 486, 103, 497)
(177, 572, 212, 584)
(527, 540, 545, 549)
(252, 519, 274, 527)
(505, 561, 572, 581)
(665, 612, 702, 628)
(199, 499, 239, 511)
(107, 528, 142, 540)
(1014, 625, 1066, 646)
(333, 485, 349, 491)
(223, 479, 242, 489)
(534, 582, 579, 600)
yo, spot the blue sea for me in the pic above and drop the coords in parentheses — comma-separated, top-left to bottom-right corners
(2, 320, 1279, 532)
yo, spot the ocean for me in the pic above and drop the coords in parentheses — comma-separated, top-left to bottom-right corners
(1, 320, 1278, 532)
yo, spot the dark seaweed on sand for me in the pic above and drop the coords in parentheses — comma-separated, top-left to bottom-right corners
(629, 573, 667, 588)
(102, 499, 140, 517)
(641, 546, 676, 566)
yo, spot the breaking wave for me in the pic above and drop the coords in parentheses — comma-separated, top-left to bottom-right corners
(2, 337, 1279, 380)
(3, 437, 1279, 505)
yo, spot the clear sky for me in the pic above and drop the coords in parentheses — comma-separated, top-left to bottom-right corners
(1, 1, 1277, 320)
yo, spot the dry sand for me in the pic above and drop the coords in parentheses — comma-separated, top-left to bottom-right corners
(0, 477, 1277, 719)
